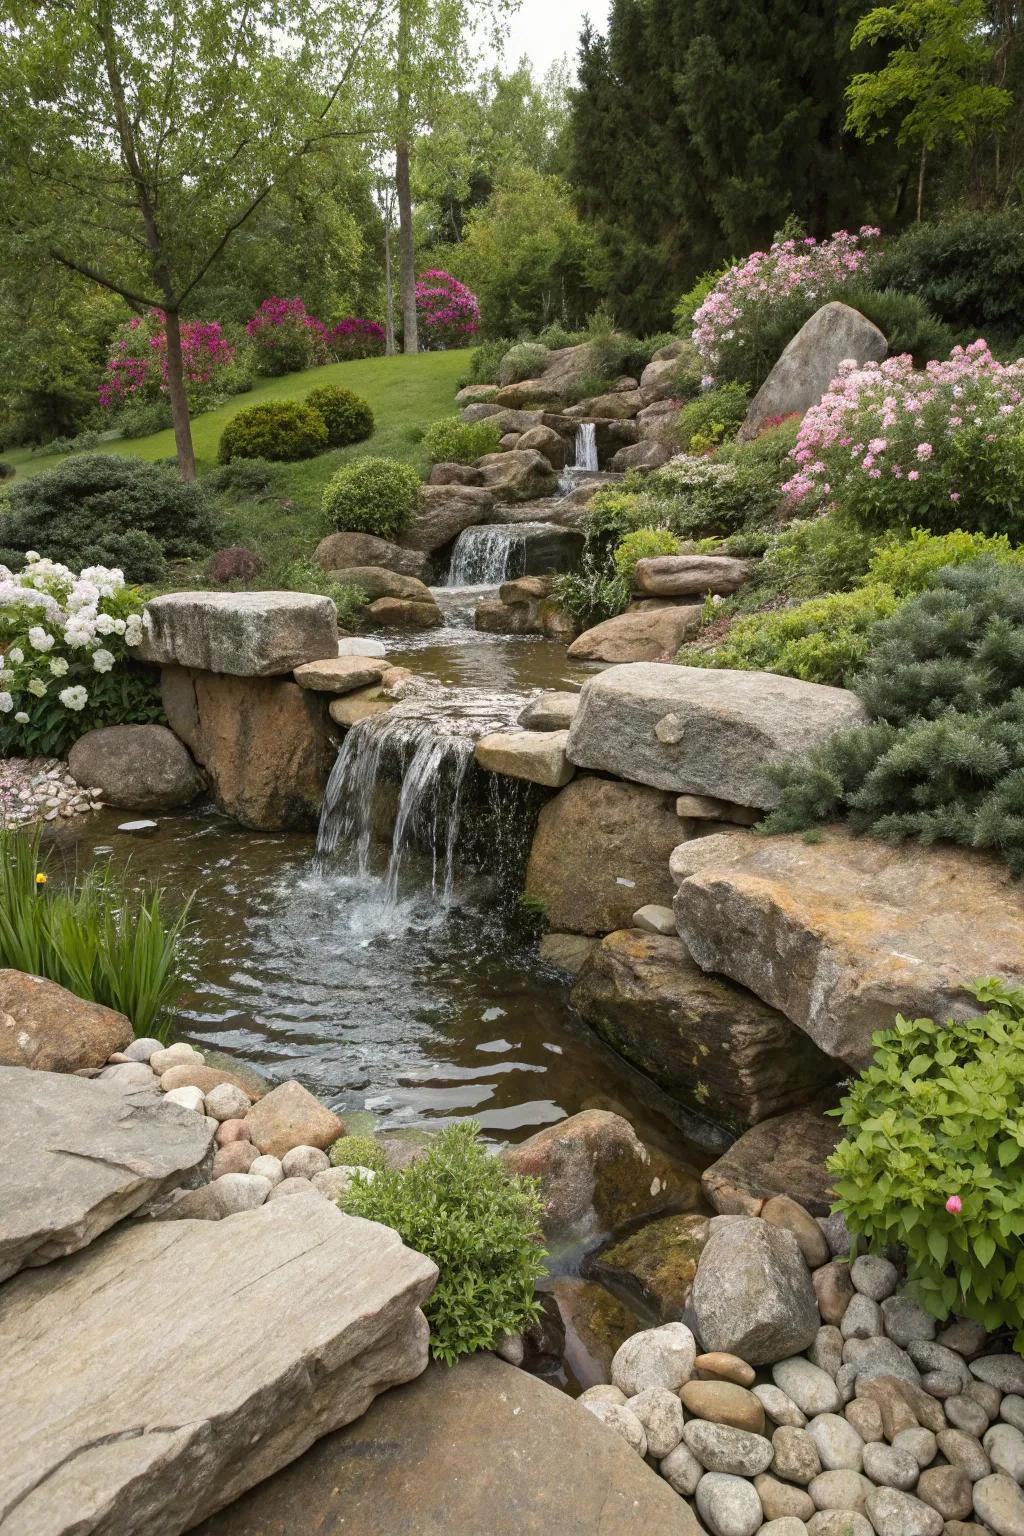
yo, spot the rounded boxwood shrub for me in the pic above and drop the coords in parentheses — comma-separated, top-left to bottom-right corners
(321, 457, 422, 540)
(305, 384, 374, 448)
(218, 400, 328, 463)
(423, 415, 502, 465)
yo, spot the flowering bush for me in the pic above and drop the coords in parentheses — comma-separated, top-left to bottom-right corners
(99, 311, 236, 413)
(0, 556, 162, 757)
(415, 270, 481, 350)
(245, 296, 331, 376)
(782, 341, 1024, 538)
(691, 227, 882, 388)
(329, 316, 386, 360)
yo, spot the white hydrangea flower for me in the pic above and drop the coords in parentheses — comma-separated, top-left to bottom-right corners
(113, 617, 126, 635)
(28, 626, 55, 652)
(92, 648, 115, 673)
(14, 710, 28, 724)
(0, 692, 12, 713)
(94, 612, 116, 635)
(8, 647, 24, 666)
(124, 614, 144, 646)
(27, 677, 47, 698)
(58, 685, 88, 711)
(49, 656, 69, 677)
(25, 551, 40, 563)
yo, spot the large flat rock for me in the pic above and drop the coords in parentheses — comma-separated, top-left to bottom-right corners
(0, 1065, 213, 1281)
(566, 663, 866, 808)
(671, 828, 1024, 1068)
(139, 591, 339, 676)
(0, 1198, 437, 1536)
(700, 1100, 842, 1217)
(194, 1353, 705, 1536)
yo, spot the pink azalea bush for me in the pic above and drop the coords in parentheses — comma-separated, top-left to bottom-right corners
(99, 311, 235, 411)
(782, 340, 1024, 537)
(330, 316, 386, 360)
(691, 227, 881, 387)
(415, 270, 481, 350)
(246, 295, 332, 376)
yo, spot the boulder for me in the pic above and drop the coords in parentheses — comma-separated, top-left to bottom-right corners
(587, 1213, 709, 1321)
(639, 399, 683, 439)
(454, 383, 499, 405)
(671, 828, 1024, 1068)
(700, 1102, 842, 1217)
(474, 729, 574, 788)
(567, 606, 703, 663)
(635, 555, 753, 599)
(518, 691, 580, 731)
(524, 775, 684, 935)
(741, 301, 887, 441)
(314, 530, 429, 580)
(244, 1080, 343, 1159)
(571, 931, 836, 1129)
(517, 423, 568, 470)
(641, 357, 683, 404)
(566, 663, 868, 807)
(476, 449, 560, 501)
(400, 484, 496, 554)
(0, 969, 132, 1073)
(161, 665, 335, 831)
(364, 596, 444, 628)
(609, 439, 674, 472)
(0, 1065, 213, 1281)
(593, 418, 640, 461)
(566, 390, 644, 420)
(0, 1197, 437, 1536)
(292, 656, 388, 693)
(475, 579, 578, 640)
(192, 1353, 703, 1536)
(67, 724, 202, 811)
(691, 1218, 821, 1366)
(538, 933, 599, 975)
(329, 566, 434, 604)
(427, 461, 484, 486)
(138, 591, 338, 676)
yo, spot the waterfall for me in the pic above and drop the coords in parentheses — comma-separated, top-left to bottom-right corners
(572, 422, 599, 472)
(447, 524, 528, 586)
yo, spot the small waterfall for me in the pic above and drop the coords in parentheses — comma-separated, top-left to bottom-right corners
(447, 524, 528, 586)
(572, 422, 599, 472)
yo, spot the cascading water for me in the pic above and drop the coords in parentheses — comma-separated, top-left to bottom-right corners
(447, 524, 528, 586)
(572, 421, 599, 472)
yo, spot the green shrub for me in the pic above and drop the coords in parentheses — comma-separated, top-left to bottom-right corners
(844, 286, 953, 365)
(0, 453, 214, 576)
(682, 584, 899, 685)
(322, 457, 422, 540)
(218, 401, 328, 463)
(613, 527, 680, 588)
(756, 515, 878, 602)
(262, 555, 367, 631)
(116, 399, 173, 438)
(865, 528, 1024, 596)
(677, 383, 750, 453)
(536, 322, 586, 350)
(342, 1121, 546, 1364)
(305, 385, 374, 448)
(423, 416, 502, 465)
(828, 978, 1024, 1348)
(871, 211, 1024, 335)
(458, 338, 513, 388)
(0, 825, 190, 1040)
(328, 1134, 388, 1171)
(498, 342, 548, 386)
(715, 414, 802, 477)
(205, 457, 282, 499)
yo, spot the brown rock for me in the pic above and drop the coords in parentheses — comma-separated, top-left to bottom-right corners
(587, 1214, 708, 1321)
(292, 656, 388, 693)
(608, 440, 674, 472)
(856, 1377, 920, 1441)
(159, 1064, 256, 1100)
(845, 1399, 885, 1442)
(517, 424, 567, 470)
(695, 1353, 756, 1388)
(329, 690, 395, 727)
(814, 1261, 856, 1326)
(365, 596, 443, 629)
(212, 1142, 259, 1177)
(681, 1380, 766, 1434)
(762, 1193, 831, 1268)
(244, 1080, 343, 1159)
(476, 449, 559, 501)
(917, 1465, 973, 1521)
(635, 554, 752, 598)
(215, 1119, 250, 1146)
(700, 1103, 842, 1218)
(314, 530, 429, 580)
(754, 1473, 816, 1523)
(334, 567, 434, 604)
(401, 485, 496, 553)
(567, 605, 702, 663)
(68, 724, 203, 812)
(428, 462, 484, 486)
(566, 389, 643, 419)
(0, 970, 132, 1073)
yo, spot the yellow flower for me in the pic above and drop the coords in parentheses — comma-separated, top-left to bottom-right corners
(35, 872, 47, 885)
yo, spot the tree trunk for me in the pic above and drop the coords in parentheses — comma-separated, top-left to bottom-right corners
(916, 144, 927, 222)
(384, 217, 397, 356)
(164, 308, 197, 481)
(396, 137, 418, 354)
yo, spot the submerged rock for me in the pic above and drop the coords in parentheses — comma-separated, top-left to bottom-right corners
(588, 1213, 709, 1321)
(550, 1276, 641, 1388)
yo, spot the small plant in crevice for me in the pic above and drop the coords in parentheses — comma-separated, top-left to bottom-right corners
(328, 1134, 387, 1172)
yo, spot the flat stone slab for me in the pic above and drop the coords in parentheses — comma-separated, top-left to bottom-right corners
(292, 656, 387, 693)
(567, 663, 867, 808)
(635, 554, 752, 598)
(0, 1065, 213, 1282)
(700, 1100, 842, 1217)
(0, 1198, 437, 1536)
(475, 729, 575, 787)
(193, 1353, 703, 1536)
(138, 591, 339, 676)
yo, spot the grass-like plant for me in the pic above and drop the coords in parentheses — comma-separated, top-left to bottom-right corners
(0, 825, 191, 1040)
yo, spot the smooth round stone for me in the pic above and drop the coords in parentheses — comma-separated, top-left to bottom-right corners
(204, 1082, 252, 1122)
(809, 1469, 872, 1513)
(248, 1154, 284, 1186)
(762, 1193, 831, 1268)
(695, 1472, 763, 1536)
(773, 1359, 843, 1417)
(99, 1062, 157, 1089)
(150, 1042, 203, 1075)
(973, 1357, 1024, 1396)
(881, 1295, 936, 1347)
(916, 1464, 973, 1521)
(985, 1422, 1024, 1482)
(680, 1380, 765, 1434)
(580, 1399, 647, 1456)
(628, 1387, 684, 1458)
(759, 1521, 808, 1536)
(842, 1336, 920, 1385)
(215, 1118, 249, 1146)
(862, 1439, 919, 1490)
(939, 1427, 991, 1481)
(123, 1036, 163, 1062)
(212, 1141, 258, 1177)
(772, 1426, 823, 1485)
(865, 1486, 943, 1536)
(808, 1513, 872, 1536)
(969, 1379, 1004, 1418)
(835, 1364, 857, 1405)
(892, 1426, 938, 1468)
(310, 1166, 368, 1201)
(947, 1395, 991, 1436)
(682, 1419, 773, 1476)
(281, 1144, 331, 1180)
(807, 1413, 865, 1471)
(973, 1472, 1024, 1536)
(579, 1384, 627, 1408)
(818, 1211, 852, 1258)
(212, 1172, 272, 1211)
(850, 1255, 898, 1302)
(695, 1352, 755, 1388)
(842, 1295, 884, 1342)
(610, 1322, 696, 1397)
(1003, 1397, 1024, 1434)
(845, 1399, 884, 1443)
(938, 1318, 988, 1355)
(814, 1263, 855, 1327)
(943, 1523, 993, 1536)
(659, 1440, 703, 1496)
(753, 1473, 815, 1522)
(266, 1176, 320, 1200)
(922, 1369, 964, 1399)
(910, 1341, 971, 1385)
(754, 1384, 807, 1428)
(810, 1326, 845, 1380)
(163, 1085, 205, 1113)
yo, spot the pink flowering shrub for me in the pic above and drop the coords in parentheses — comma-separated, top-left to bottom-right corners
(691, 227, 882, 388)
(99, 311, 235, 412)
(330, 316, 386, 360)
(783, 340, 1024, 537)
(246, 296, 332, 376)
(415, 270, 481, 350)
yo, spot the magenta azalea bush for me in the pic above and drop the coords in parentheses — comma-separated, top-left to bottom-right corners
(246, 295, 332, 375)
(691, 227, 881, 388)
(330, 316, 386, 360)
(99, 311, 235, 412)
(415, 270, 481, 350)
(782, 340, 1024, 537)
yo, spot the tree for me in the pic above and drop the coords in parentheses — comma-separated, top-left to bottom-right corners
(0, 0, 387, 478)
(846, 0, 1013, 218)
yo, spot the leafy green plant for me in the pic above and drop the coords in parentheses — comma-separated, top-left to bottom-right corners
(423, 415, 502, 465)
(870, 211, 1024, 336)
(205, 457, 282, 499)
(498, 341, 548, 386)
(342, 1120, 547, 1365)
(843, 285, 953, 364)
(612, 527, 680, 588)
(217, 400, 328, 463)
(116, 399, 174, 438)
(828, 978, 1024, 1348)
(865, 527, 1024, 595)
(262, 555, 367, 630)
(328, 1134, 388, 1171)
(321, 457, 422, 540)
(677, 382, 750, 452)
(0, 825, 191, 1039)
(305, 384, 374, 448)
(457, 338, 513, 388)
(756, 514, 878, 603)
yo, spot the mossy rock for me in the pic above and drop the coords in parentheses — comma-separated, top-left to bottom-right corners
(587, 1212, 709, 1321)
(550, 1277, 643, 1389)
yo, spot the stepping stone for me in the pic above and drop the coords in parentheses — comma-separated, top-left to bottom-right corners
(0, 1197, 437, 1536)
(0, 1065, 213, 1282)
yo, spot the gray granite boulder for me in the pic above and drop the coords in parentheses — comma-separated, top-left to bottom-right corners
(68, 723, 203, 811)
(741, 301, 887, 441)
(139, 591, 338, 675)
(691, 1217, 820, 1366)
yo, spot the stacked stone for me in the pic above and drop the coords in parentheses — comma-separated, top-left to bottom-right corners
(578, 1208, 1024, 1536)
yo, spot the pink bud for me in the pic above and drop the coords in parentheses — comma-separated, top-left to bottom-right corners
(946, 1196, 962, 1215)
